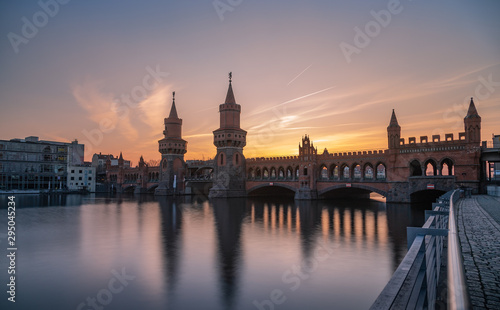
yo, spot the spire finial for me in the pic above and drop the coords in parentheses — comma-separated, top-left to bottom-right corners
(229, 72, 232, 83)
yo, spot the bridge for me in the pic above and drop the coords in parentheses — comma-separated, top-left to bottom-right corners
(103, 73, 483, 202)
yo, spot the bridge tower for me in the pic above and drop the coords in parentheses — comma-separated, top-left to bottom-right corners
(464, 97, 481, 145)
(155, 92, 187, 195)
(387, 109, 401, 150)
(295, 135, 318, 199)
(209, 73, 247, 198)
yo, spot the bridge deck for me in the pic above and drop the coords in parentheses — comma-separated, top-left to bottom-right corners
(457, 195, 500, 309)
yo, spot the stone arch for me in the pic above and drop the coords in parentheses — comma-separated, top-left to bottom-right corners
(352, 163, 362, 180)
(278, 166, 285, 179)
(409, 159, 422, 176)
(263, 167, 269, 179)
(248, 168, 254, 179)
(286, 166, 293, 179)
(330, 164, 339, 180)
(376, 162, 386, 179)
(340, 163, 350, 180)
(440, 158, 454, 176)
(294, 166, 299, 179)
(364, 163, 374, 180)
(424, 158, 438, 176)
(255, 168, 262, 179)
(318, 184, 388, 197)
(247, 183, 297, 196)
(270, 167, 277, 179)
(319, 164, 328, 180)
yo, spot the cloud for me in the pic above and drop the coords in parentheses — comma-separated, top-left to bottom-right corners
(72, 80, 138, 141)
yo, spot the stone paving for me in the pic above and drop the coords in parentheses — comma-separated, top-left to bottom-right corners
(457, 195, 500, 310)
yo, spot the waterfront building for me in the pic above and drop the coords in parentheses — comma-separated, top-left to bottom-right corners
(0, 136, 84, 191)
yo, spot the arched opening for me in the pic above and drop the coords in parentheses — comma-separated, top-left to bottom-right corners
(220, 153, 224, 165)
(278, 167, 285, 179)
(410, 160, 422, 176)
(248, 185, 296, 197)
(320, 165, 328, 180)
(364, 164, 374, 180)
(235, 153, 239, 165)
(286, 166, 293, 179)
(255, 168, 262, 179)
(295, 166, 299, 179)
(425, 159, 437, 176)
(330, 165, 339, 180)
(410, 189, 446, 203)
(376, 164, 386, 179)
(341, 164, 350, 180)
(353, 164, 361, 179)
(263, 168, 269, 179)
(440, 158, 454, 176)
(270, 167, 277, 179)
(304, 167, 308, 176)
(248, 168, 254, 179)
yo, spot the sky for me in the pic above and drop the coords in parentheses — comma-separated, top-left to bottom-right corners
(1, 0, 499, 164)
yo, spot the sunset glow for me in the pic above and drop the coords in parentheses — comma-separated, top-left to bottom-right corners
(1, 1, 499, 164)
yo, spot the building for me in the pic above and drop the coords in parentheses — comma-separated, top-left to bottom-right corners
(155, 92, 187, 195)
(209, 73, 247, 198)
(0, 136, 84, 191)
(67, 164, 96, 192)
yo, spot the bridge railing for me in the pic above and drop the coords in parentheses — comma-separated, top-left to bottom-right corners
(447, 190, 470, 310)
(370, 190, 465, 310)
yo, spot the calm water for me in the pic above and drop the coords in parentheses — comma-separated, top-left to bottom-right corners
(0, 194, 429, 310)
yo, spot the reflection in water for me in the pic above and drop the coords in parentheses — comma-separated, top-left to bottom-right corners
(0, 194, 431, 310)
(212, 198, 247, 310)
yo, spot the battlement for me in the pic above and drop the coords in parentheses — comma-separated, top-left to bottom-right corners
(399, 132, 467, 148)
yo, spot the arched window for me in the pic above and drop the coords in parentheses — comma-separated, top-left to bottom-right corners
(235, 153, 239, 165)
(220, 153, 224, 165)
(410, 160, 422, 176)
(353, 164, 361, 179)
(343, 166, 350, 179)
(425, 159, 437, 176)
(321, 166, 328, 180)
(376, 164, 386, 179)
(304, 167, 308, 176)
(364, 165, 374, 179)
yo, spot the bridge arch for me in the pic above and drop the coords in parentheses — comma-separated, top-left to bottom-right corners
(318, 184, 388, 198)
(147, 184, 158, 193)
(270, 167, 277, 179)
(340, 163, 350, 180)
(122, 184, 136, 193)
(278, 166, 285, 179)
(247, 182, 297, 196)
(352, 163, 362, 180)
(286, 166, 293, 180)
(319, 164, 328, 180)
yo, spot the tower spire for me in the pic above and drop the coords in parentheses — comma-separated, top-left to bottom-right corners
(225, 72, 236, 104)
(388, 109, 400, 127)
(168, 91, 178, 119)
(465, 97, 479, 118)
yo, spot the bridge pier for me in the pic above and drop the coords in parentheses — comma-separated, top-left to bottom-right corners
(294, 188, 318, 200)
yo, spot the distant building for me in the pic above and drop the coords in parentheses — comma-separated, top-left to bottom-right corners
(0, 136, 84, 191)
(67, 164, 96, 192)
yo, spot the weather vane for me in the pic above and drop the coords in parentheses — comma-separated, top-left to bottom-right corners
(229, 72, 232, 83)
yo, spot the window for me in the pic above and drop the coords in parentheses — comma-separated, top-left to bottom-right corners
(79, 170, 82, 174)
(79, 177, 82, 180)
(88, 177, 92, 180)
(70, 177, 74, 180)
(220, 153, 224, 165)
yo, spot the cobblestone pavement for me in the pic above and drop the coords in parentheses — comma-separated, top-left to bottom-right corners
(457, 195, 500, 310)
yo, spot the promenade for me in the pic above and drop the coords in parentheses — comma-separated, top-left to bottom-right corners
(457, 195, 500, 309)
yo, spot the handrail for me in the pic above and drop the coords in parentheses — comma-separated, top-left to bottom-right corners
(447, 190, 470, 310)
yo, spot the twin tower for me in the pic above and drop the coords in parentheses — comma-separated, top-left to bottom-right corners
(155, 73, 246, 197)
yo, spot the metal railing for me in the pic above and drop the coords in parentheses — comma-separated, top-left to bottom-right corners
(370, 190, 468, 310)
(447, 190, 470, 310)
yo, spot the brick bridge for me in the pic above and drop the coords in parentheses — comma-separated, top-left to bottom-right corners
(105, 74, 482, 203)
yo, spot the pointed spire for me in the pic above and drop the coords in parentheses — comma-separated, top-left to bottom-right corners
(465, 97, 480, 118)
(119, 152, 123, 160)
(168, 91, 179, 119)
(224, 72, 236, 104)
(388, 109, 400, 128)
